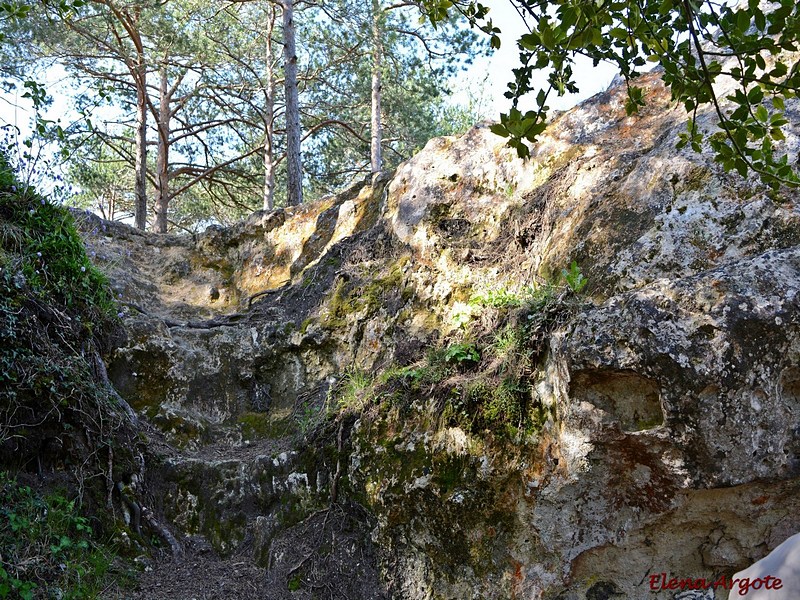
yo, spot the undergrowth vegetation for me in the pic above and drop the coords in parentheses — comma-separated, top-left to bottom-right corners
(0, 474, 122, 599)
(0, 152, 122, 415)
(0, 152, 138, 594)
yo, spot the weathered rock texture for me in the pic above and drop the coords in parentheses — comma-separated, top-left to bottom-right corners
(81, 69, 800, 599)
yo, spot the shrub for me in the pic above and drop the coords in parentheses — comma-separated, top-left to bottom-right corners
(0, 152, 117, 316)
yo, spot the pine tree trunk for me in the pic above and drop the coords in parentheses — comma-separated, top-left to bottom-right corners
(263, 6, 276, 211)
(134, 60, 148, 230)
(282, 0, 302, 206)
(370, 0, 383, 174)
(154, 64, 170, 233)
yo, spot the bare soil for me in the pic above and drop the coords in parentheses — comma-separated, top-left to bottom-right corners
(108, 540, 272, 599)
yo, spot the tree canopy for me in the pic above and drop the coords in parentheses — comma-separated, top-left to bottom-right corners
(422, 0, 800, 189)
(0, 0, 484, 231)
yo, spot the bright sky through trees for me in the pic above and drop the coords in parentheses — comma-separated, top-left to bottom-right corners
(0, 0, 623, 222)
(458, 0, 618, 114)
(0, 1, 618, 147)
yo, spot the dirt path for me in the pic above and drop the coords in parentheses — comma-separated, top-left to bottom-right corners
(110, 544, 273, 599)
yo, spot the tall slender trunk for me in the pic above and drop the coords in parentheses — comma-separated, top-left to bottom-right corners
(119, 3, 148, 230)
(154, 64, 170, 233)
(263, 6, 276, 211)
(134, 59, 148, 230)
(370, 0, 383, 174)
(282, 0, 302, 206)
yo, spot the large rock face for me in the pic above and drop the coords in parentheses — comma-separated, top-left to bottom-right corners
(81, 69, 800, 599)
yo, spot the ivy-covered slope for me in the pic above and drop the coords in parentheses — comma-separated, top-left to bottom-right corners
(0, 155, 139, 598)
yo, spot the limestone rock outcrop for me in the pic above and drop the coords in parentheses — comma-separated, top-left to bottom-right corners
(81, 68, 800, 599)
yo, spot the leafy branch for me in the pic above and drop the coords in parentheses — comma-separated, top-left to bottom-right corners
(421, 0, 800, 189)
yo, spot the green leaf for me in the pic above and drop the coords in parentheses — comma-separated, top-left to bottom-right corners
(731, 105, 749, 121)
(754, 8, 766, 31)
(747, 86, 764, 103)
(527, 121, 547, 139)
(561, 261, 588, 293)
(541, 27, 555, 49)
(19, 586, 34, 600)
(489, 124, 509, 138)
(561, 5, 578, 29)
(770, 62, 788, 78)
(520, 117, 536, 132)
(519, 33, 539, 50)
(736, 10, 750, 32)
(609, 27, 627, 40)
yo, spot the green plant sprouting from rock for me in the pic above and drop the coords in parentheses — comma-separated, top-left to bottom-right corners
(334, 368, 374, 412)
(326, 263, 588, 440)
(442, 342, 480, 366)
(561, 260, 588, 294)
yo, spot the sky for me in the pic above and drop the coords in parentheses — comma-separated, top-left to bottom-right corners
(458, 0, 619, 117)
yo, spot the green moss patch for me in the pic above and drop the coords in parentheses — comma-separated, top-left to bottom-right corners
(320, 255, 413, 329)
(238, 412, 296, 440)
